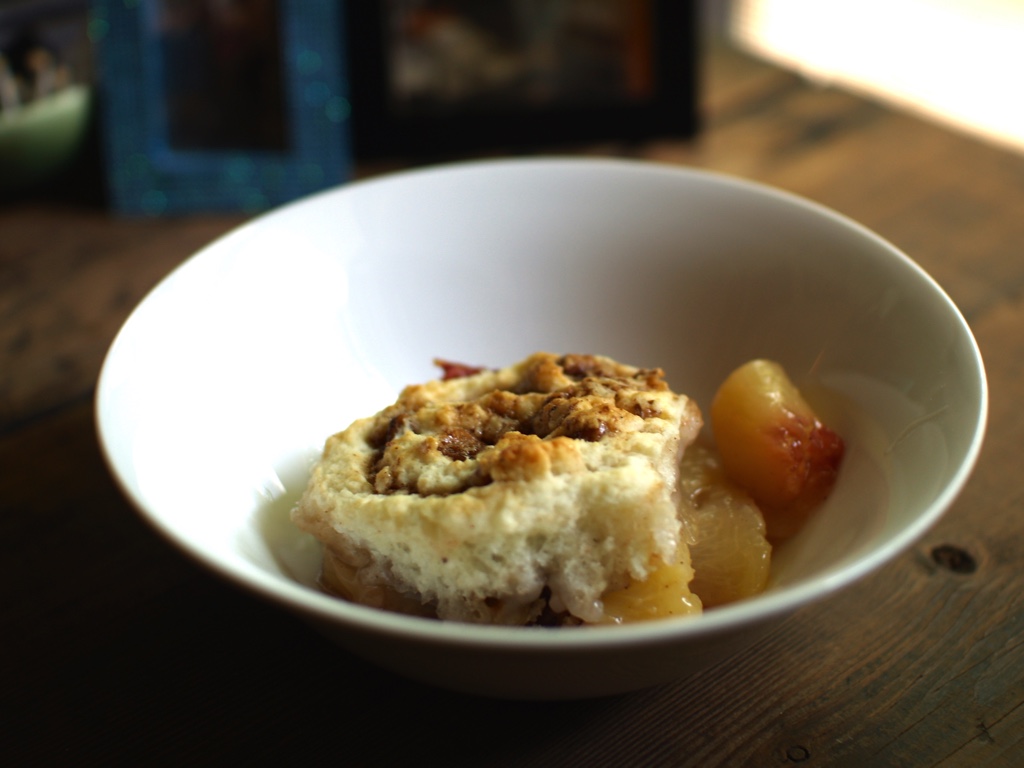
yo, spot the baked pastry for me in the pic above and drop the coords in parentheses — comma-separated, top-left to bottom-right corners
(292, 352, 703, 625)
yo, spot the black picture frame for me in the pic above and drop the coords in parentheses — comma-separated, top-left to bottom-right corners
(345, 0, 699, 159)
(93, 0, 352, 215)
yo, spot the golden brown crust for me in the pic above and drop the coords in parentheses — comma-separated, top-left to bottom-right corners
(365, 353, 677, 497)
(292, 352, 703, 625)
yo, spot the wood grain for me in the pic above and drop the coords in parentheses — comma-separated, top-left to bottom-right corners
(0, 209, 245, 431)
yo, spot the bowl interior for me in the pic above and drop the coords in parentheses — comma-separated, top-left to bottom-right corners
(97, 159, 986, 638)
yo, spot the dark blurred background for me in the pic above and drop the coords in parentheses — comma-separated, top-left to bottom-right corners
(0, 0, 710, 212)
(3, 0, 1015, 212)
(0, 0, 102, 205)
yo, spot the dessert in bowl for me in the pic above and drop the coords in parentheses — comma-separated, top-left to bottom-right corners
(96, 158, 986, 699)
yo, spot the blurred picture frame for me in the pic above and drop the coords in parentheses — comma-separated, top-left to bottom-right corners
(93, 0, 352, 215)
(345, 0, 699, 158)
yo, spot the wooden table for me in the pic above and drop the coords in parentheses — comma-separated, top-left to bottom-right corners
(4, 41, 1022, 766)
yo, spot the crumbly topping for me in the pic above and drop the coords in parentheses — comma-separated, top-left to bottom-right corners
(365, 353, 676, 496)
(292, 351, 703, 624)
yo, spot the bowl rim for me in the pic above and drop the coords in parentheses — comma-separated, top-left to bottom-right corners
(96, 155, 989, 651)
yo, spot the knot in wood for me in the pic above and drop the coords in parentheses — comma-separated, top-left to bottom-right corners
(930, 544, 977, 574)
(785, 745, 811, 762)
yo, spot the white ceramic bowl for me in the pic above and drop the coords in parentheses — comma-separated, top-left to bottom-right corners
(97, 158, 987, 699)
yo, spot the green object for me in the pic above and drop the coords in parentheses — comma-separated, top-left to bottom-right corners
(0, 84, 92, 192)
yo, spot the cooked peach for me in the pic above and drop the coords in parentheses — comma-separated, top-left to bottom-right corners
(599, 558, 702, 624)
(710, 359, 844, 541)
(678, 443, 772, 607)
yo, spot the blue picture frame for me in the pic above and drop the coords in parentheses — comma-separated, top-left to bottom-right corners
(91, 0, 351, 214)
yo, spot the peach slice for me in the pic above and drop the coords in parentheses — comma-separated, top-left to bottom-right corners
(678, 443, 772, 607)
(599, 558, 702, 624)
(710, 360, 844, 542)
